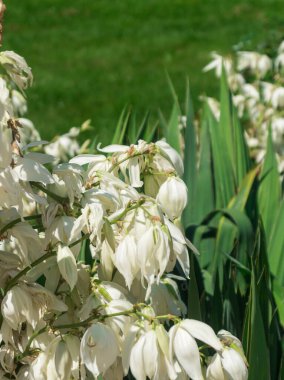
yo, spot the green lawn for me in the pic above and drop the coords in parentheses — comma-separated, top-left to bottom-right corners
(3, 0, 284, 143)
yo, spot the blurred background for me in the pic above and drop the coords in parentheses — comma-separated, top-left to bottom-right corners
(3, 0, 284, 143)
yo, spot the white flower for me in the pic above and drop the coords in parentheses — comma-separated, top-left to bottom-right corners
(149, 277, 187, 316)
(242, 84, 260, 101)
(57, 244, 78, 290)
(271, 87, 284, 109)
(29, 337, 72, 380)
(114, 234, 140, 289)
(18, 117, 41, 145)
(237, 51, 271, 78)
(45, 131, 80, 163)
(129, 328, 176, 380)
(137, 225, 170, 285)
(257, 54, 272, 78)
(8, 221, 44, 265)
(278, 40, 284, 53)
(232, 95, 245, 118)
(53, 163, 84, 205)
(157, 177, 187, 220)
(0, 168, 23, 210)
(44, 215, 81, 256)
(275, 52, 284, 73)
(206, 348, 248, 380)
(228, 73, 245, 93)
(80, 323, 119, 377)
(203, 52, 233, 77)
(156, 140, 184, 176)
(169, 320, 222, 380)
(1, 283, 67, 330)
(0, 51, 33, 90)
(72, 203, 104, 253)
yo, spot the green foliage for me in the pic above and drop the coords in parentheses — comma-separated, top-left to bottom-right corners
(108, 68, 284, 379)
(174, 71, 282, 378)
(82, 42, 284, 380)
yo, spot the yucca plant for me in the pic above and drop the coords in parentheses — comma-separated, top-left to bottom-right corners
(108, 68, 284, 379)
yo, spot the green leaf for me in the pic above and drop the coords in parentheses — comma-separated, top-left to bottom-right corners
(207, 103, 235, 207)
(273, 278, 284, 327)
(268, 198, 284, 283)
(245, 268, 270, 380)
(258, 127, 281, 239)
(243, 224, 271, 380)
(187, 253, 202, 320)
(219, 67, 234, 172)
(111, 106, 131, 145)
(166, 101, 181, 154)
(207, 167, 258, 293)
(232, 104, 251, 185)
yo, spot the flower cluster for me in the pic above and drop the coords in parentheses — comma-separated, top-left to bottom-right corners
(0, 42, 248, 379)
(203, 40, 284, 170)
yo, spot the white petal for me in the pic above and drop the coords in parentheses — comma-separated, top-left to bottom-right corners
(98, 144, 129, 153)
(170, 325, 203, 380)
(222, 348, 248, 380)
(114, 235, 139, 289)
(122, 325, 139, 375)
(129, 335, 147, 380)
(69, 154, 101, 165)
(57, 245, 78, 290)
(181, 320, 223, 352)
(54, 341, 72, 379)
(143, 330, 159, 379)
(80, 323, 119, 377)
(206, 353, 226, 380)
(128, 157, 143, 187)
(13, 157, 54, 184)
(156, 140, 184, 176)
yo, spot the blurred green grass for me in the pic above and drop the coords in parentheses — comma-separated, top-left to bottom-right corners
(3, 0, 284, 143)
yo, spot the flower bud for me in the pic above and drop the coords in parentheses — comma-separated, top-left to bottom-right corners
(156, 177, 187, 220)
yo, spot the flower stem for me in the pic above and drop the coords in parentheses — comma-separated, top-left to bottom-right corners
(109, 198, 146, 224)
(0, 214, 42, 236)
(31, 182, 68, 204)
(4, 234, 90, 294)
(108, 151, 150, 173)
(16, 326, 47, 362)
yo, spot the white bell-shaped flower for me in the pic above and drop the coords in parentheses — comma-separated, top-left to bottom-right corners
(114, 234, 140, 289)
(57, 244, 78, 290)
(80, 322, 119, 377)
(156, 177, 187, 220)
(206, 348, 248, 380)
(129, 328, 177, 380)
(137, 225, 170, 285)
(156, 140, 184, 176)
(169, 320, 222, 380)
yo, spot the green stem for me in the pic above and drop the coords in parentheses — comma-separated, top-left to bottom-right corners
(4, 234, 90, 294)
(54, 308, 135, 330)
(109, 198, 146, 224)
(0, 214, 42, 236)
(108, 152, 149, 173)
(31, 182, 68, 204)
(17, 326, 47, 361)
(4, 250, 56, 294)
